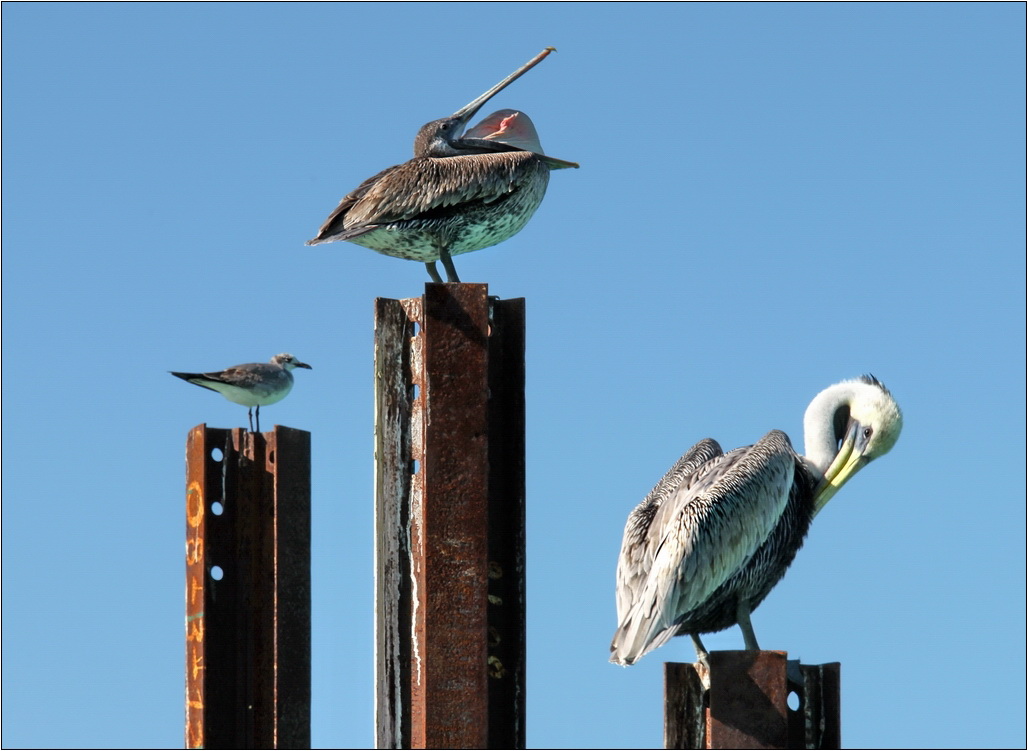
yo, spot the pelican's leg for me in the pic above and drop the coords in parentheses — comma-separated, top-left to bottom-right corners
(425, 261, 444, 284)
(690, 633, 710, 666)
(736, 600, 760, 651)
(438, 246, 461, 283)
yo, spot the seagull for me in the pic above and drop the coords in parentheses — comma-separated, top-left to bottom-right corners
(170, 353, 312, 432)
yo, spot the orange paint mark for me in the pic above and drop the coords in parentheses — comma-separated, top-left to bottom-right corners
(189, 574, 203, 606)
(187, 618, 204, 643)
(186, 685, 204, 748)
(186, 723, 203, 750)
(186, 481, 204, 528)
(186, 536, 204, 565)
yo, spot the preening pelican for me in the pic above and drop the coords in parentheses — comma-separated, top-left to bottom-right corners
(609, 375, 902, 666)
(307, 47, 578, 283)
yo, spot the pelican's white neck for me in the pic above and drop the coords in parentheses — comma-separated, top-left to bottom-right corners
(803, 381, 860, 474)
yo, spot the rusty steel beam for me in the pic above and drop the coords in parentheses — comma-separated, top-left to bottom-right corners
(413, 283, 491, 749)
(184, 425, 311, 749)
(663, 651, 840, 750)
(664, 662, 706, 750)
(485, 298, 527, 750)
(707, 650, 789, 748)
(375, 284, 526, 749)
(374, 298, 417, 749)
(789, 662, 841, 749)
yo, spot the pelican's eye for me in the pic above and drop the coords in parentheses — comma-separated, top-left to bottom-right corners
(863, 427, 873, 439)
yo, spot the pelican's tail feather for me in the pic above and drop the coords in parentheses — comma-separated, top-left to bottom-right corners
(609, 615, 677, 666)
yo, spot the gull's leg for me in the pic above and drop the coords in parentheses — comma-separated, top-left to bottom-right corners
(255, 406, 261, 434)
(425, 262, 444, 284)
(439, 246, 461, 283)
(247, 407, 254, 433)
(736, 600, 760, 651)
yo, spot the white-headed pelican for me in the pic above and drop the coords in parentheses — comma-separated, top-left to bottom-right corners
(610, 375, 902, 666)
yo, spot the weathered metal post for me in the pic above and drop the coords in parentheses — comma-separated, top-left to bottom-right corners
(664, 651, 840, 750)
(375, 283, 526, 749)
(185, 425, 311, 749)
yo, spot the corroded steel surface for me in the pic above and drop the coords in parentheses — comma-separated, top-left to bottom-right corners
(485, 298, 527, 750)
(412, 283, 491, 749)
(185, 426, 212, 750)
(374, 299, 417, 749)
(664, 662, 706, 750)
(708, 651, 789, 748)
(664, 652, 840, 749)
(788, 662, 841, 749)
(375, 284, 526, 749)
(268, 427, 312, 749)
(184, 425, 310, 749)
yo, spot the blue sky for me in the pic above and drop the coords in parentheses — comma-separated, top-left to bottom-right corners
(2, 3, 1024, 748)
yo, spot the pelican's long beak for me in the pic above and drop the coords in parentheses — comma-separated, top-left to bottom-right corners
(450, 47, 557, 131)
(812, 419, 871, 515)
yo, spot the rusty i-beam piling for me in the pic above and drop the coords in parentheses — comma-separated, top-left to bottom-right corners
(664, 651, 841, 750)
(185, 425, 311, 749)
(375, 283, 526, 749)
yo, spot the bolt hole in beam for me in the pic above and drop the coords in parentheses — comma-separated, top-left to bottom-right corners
(210, 447, 224, 462)
(788, 690, 801, 711)
(211, 501, 224, 516)
(210, 565, 224, 581)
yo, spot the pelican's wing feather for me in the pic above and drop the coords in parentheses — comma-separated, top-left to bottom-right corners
(611, 430, 796, 665)
(310, 151, 545, 243)
(307, 166, 399, 244)
(614, 438, 724, 623)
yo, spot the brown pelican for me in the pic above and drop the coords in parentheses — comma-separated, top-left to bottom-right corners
(306, 47, 578, 283)
(170, 353, 312, 433)
(609, 375, 903, 666)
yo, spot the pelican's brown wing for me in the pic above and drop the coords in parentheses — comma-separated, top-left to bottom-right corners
(307, 152, 545, 244)
(307, 165, 398, 244)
